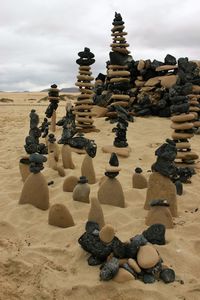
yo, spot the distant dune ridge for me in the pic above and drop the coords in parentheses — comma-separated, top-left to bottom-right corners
(0, 92, 200, 299)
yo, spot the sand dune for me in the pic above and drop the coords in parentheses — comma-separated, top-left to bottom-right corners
(0, 92, 200, 300)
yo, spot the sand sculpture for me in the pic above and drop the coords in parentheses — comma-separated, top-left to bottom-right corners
(98, 153, 125, 208)
(74, 47, 96, 132)
(45, 84, 60, 132)
(145, 199, 174, 229)
(72, 176, 90, 203)
(78, 220, 175, 284)
(19, 153, 49, 210)
(88, 197, 105, 229)
(132, 167, 147, 189)
(48, 203, 74, 228)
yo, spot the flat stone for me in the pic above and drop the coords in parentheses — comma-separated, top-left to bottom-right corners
(109, 101, 129, 107)
(192, 85, 200, 94)
(92, 106, 108, 118)
(135, 80, 145, 87)
(99, 224, 115, 243)
(176, 151, 199, 160)
(155, 65, 178, 71)
(171, 113, 194, 123)
(145, 77, 160, 87)
(137, 244, 160, 269)
(172, 132, 194, 139)
(128, 258, 141, 273)
(77, 75, 94, 81)
(110, 77, 130, 83)
(171, 122, 194, 130)
(113, 268, 134, 282)
(175, 142, 191, 149)
(107, 70, 130, 77)
(88, 197, 105, 229)
(102, 145, 131, 158)
(75, 82, 94, 88)
(108, 65, 129, 69)
(160, 75, 178, 89)
(105, 166, 121, 172)
(111, 94, 130, 100)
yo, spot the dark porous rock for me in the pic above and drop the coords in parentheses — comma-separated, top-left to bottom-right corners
(150, 199, 169, 207)
(76, 47, 95, 66)
(112, 238, 128, 258)
(29, 153, 47, 173)
(100, 257, 119, 281)
(145, 260, 162, 275)
(143, 273, 156, 284)
(78, 232, 114, 261)
(78, 176, 88, 184)
(164, 54, 176, 66)
(88, 255, 103, 266)
(29, 109, 39, 129)
(142, 224, 166, 245)
(126, 234, 148, 258)
(48, 133, 56, 143)
(113, 106, 129, 148)
(109, 51, 130, 66)
(20, 157, 30, 165)
(105, 171, 119, 179)
(121, 263, 136, 277)
(85, 140, 97, 158)
(85, 221, 100, 234)
(160, 268, 175, 283)
(177, 167, 195, 183)
(109, 152, 119, 166)
(112, 12, 124, 26)
(151, 60, 164, 69)
(174, 180, 183, 195)
(135, 167, 143, 174)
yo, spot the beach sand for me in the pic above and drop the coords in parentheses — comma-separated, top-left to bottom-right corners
(0, 92, 200, 300)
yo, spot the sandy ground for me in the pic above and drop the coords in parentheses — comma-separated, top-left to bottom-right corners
(0, 92, 200, 300)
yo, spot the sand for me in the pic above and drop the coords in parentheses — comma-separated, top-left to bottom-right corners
(0, 92, 200, 300)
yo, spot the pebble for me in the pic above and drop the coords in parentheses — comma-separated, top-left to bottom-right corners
(128, 258, 141, 273)
(137, 244, 160, 269)
(159, 268, 175, 283)
(99, 224, 115, 243)
(113, 267, 134, 283)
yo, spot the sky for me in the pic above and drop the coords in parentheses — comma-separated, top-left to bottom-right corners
(1, 0, 200, 91)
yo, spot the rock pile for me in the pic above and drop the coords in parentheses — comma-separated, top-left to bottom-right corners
(75, 47, 96, 132)
(78, 221, 175, 284)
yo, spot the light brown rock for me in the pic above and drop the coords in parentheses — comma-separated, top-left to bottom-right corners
(171, 122, 194, 130)
(62, 145, 75, 169)
(145, 206, 174, 229)
(137, 60, 145, 71)
(135, 80, 145, 87)
(144, 172, 177, 217)
(63, 176, 78, 192)
(132, 173, 147, 189)
(192, 85, 200, 94)
(113, 268, 134, 283)
(48, 143, 59, 162)
(88, 197, 105, 229)
(81, 154, 96, 184)
(128, 258, 142, 273)
(176, 151, 199, 160)
(19, 172, 49, 210)
(137, 244, 160, 269)
(99, 224, 115, 243)
(171, 113, 194, 123)
(155, 65, 177, 71)
(48, 204, 74, 228)
(145, 77, 160, 87)
(172, 132, 194, 139)
(98, 177, 125, 208)
(160, 75, 178, 89)
(50, 110, 56, 132)
(56, 166, 65, 177)
(175, 142, 191, 149)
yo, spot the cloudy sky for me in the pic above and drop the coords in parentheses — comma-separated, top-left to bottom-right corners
(1, 0, 200, 91)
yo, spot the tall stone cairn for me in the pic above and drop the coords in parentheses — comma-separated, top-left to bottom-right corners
(75, 47, 96, 132)
(107, 12, 131, 110)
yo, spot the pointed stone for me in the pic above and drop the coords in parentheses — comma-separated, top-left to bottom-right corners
(81, 154, 96, 184)
(99, 224, 115, 243)
(62, 145, 75, 169)
(88, 197, 105, 229)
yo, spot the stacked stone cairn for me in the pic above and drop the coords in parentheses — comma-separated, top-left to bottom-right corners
(74, 47, 96, 132)
(170, 86, 199, 164)
(45, 84, 60, 132)
(105, 12, 132, 119)
(78, 221, 176, 284)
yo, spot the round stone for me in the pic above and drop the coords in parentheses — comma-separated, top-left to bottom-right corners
(159, 268, 175, 283)
(128, 258, 141, 273)
(137, 244, 160, 269)
(99, 224, 115, 243)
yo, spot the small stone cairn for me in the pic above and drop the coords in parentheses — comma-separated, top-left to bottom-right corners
(74, 47, 96, 132)
(45, 84, 60, 132)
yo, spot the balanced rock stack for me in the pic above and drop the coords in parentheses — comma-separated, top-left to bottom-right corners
(98, 153, 125, 208)
(74, 47, 96, 132)
(170, 89, 199, 164)
(106, 12, 131, 117)
(45, 84, 60, 132)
